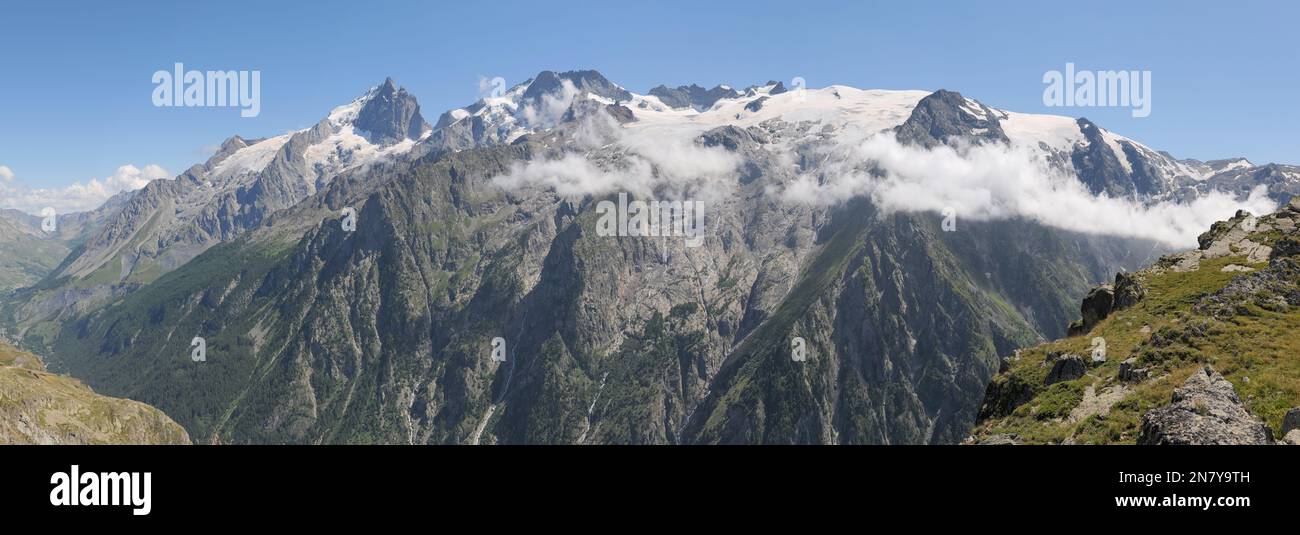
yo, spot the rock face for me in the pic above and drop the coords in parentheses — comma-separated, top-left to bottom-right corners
(1070, 271, 1146, 335)
(1282, 408, 1300, 436)
(648, 83, 740, 110)
(0, 342, 189, 444)
(1137, 366, 1272, 445)
(1112, 272, 1146, 309)
(1119, 357, 1148, 383)
(893, 89, 1008, 148)
(1044, 353, 1087, 386)
(1079, 284, 1115, 331)
(353, 77, 431, 144)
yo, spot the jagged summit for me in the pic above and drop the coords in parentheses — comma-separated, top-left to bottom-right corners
(522, 69, 632, 103)
(352, 77, 431, 144)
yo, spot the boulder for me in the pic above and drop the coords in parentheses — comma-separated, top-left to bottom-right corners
(1284, 430, 1300, 446)
(1119, 357, 1148, 383)
(1112, 272, 1146, 310)
(1282, 407, 1300, 436)
(1080, 284, 1115, 331)
(1045, 353, 1086, 386)
(977, 375, 1035, 421)
(1137, 366, 1273, 445)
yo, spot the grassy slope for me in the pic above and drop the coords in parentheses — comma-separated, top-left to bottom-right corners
(973, 246, 1300, 444)
(0, 341, 191, 444)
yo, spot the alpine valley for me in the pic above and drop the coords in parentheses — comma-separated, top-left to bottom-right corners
(3, 70, 1298, 445)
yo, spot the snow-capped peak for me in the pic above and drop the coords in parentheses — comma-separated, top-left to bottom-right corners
(327, 85, 380, 128)
(205, 78, 431, 188)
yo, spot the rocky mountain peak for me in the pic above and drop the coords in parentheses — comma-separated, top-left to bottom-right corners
(352, 77, 431, 144)
(894, 89, 1008, 147)
(648, 83, 742, 111)
(523, 69, 632, 104)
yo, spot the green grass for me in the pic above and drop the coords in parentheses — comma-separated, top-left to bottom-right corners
(974, 250, 1300, 443)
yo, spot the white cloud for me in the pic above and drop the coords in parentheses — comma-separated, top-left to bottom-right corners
(521, 80, 581, 127)
(493, 154, 654, 197)
(0, 165, 13, 182)
(492, 100, 741, 201)
(777, 133, 1276, 247)
(0, 164, 169, 215)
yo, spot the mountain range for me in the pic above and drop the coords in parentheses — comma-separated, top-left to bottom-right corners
(2, 69, 1296, 444)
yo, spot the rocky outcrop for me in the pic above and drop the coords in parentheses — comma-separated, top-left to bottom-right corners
(1079, 284, 1115, 332)
(0, 342, 189, 444)
(1044, 353, 1087, 386)
(1119, 357, 1148, 383)
(1112, 271, 1146, 309)
(353, 77, 431, 144)
(648, 83, 740, 111)
(1069, 271, 1146, 335)
(1137, 366, 1272, 445)
(1282, 408, 1300, 436)
(978, 374, 1036, 420)
(893, 89, 1008, 148)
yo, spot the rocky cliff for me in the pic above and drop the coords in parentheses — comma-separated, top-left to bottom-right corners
(972, 199, 1300, 444)
(0, 340, 190, 444)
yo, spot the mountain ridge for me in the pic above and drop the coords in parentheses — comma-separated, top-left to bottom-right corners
(4, 68, 1298, 444)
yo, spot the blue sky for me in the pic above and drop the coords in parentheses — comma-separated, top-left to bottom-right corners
(1, 0, 1297, 211)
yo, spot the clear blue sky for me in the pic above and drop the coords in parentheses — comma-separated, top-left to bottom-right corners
(1, 0, 1297, 192)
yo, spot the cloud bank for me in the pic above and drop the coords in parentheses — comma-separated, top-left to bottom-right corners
(0, 164, 169, 215)
(777, 133, 1276, 247)
(491, 103, 1274, 249)
(492, 102, 740, 202)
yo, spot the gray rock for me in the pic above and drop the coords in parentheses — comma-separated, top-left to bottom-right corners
(893, 89, 1008, 148)
(525, 70, 632, 105)
(1080, 283, 1115, 331)
(1045, 353, 1086, 386)
(1137, 366, 1273, 445)
(1284, 429, 1300, 445)
(648, 83, 740, 111)
(1112, 271, 1146, 310)
(353, 77, 430, 144)
(1119, 358, 1148, 383)
(1071, 119, 1146, 197)
(1282, 408, 1300, 435)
